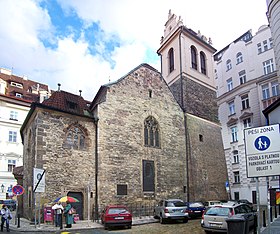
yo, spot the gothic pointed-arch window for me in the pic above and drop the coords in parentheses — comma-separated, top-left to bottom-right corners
(144, 116, 160, 148)
(168, 48, 174, 73)
(65, 126, 86, 150)
(191, 46, 197, 70)
(200, 51, 207, 75)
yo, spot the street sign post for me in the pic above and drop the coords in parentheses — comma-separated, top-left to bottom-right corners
(244, 124, 280, 178)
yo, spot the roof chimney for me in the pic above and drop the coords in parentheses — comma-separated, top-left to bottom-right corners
(79, 90, 82, 96)
(58, 83, 61, 91)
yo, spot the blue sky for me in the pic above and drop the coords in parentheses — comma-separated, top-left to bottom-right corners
(0, 0, 268, 101)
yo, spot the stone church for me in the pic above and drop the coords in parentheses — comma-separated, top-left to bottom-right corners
(19, 11, 228, 220)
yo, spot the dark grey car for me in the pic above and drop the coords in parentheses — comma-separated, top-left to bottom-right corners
(154, 199, 189, 224)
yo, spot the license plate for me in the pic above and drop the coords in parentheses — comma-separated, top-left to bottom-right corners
(194, 211, 201, 213)
(210, 223, 221, 227)
(115, 217, 124, 220)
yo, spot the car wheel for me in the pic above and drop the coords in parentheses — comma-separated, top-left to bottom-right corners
(160, 215, 166, 224)
(153, 210, 159, 219)
(204, 231, 211, 234)
(183, 218, 188, 223)
(128, 225, 132, 229)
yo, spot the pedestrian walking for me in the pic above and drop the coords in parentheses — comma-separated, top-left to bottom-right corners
(52, 202, 64, 228)
(0, 205, 12, 232)
(64, 200, 74, 228)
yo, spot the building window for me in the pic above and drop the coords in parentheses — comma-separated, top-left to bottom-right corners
(8, 131, 17, 143)
(243, 118, 252, 128)
(239, 70, 246, 85)
(200, 51, 207, 75)
(234, 192, 240, 200)
(199, 134, 203, 142)
(168, 48, 174, 73)
(8, 160, 16, 172)
(15, 93, 23, 98)
(149, 90, 152, 98)
(271, 81, 279, 96)
(257, 43, 262, 54)
(227, 78, 233, 91)
(117, 184, 127, 195)
(263, 59, 274, 75)
(11, 82, 23, 88)
(143, 160, 155, 192)
(233, 150, 239, 164)
(228, 101, 235, 115)
(234, 171, 240, 183)
(65, 126, 86, 150)
(241, 94, 250, 110)
(236, 52, 243, 64)
(144, 116, 160, 148)
(231, 126, 238, 142)
(10, 111, 18, 121)
(262, 84, 270, 100)
(226, 59, 232, 71)
(263, 40, 268, 51)
(191, 46, 197, 70)
(269, 38, 273, 48)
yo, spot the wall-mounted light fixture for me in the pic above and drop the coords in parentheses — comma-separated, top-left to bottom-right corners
(1, 184, 4, 193)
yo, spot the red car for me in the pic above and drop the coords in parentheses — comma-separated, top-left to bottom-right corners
(101, 205, 132, 230)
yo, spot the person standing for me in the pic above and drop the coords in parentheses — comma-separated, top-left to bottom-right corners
(52, 202, 64, 229)
(1, 205, 12, 232)
(64, 200, 74, 228)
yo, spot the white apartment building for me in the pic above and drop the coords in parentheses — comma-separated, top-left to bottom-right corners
(214, 25, 280, 204)
(0, 68, 50, 199)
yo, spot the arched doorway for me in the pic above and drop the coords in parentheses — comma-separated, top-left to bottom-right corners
(67, 192, 83, 220)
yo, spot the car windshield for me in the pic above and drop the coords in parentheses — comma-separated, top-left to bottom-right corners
(167, 201, 185, 207)
(189, 202, 204, 208)
(108, 208, 128, 214)
(206, 207, 230, 216)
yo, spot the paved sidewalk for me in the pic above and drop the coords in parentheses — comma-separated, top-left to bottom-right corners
(9, 212, 158, 232)
(261, 216, 280, 234)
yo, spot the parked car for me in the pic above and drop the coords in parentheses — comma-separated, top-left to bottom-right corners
(101, 205, 132, 230)
(154, 199, 189, 224)
(204, 200, 222, 208)
(237, 199, 253, 208)
(201, 201, 256, 233)
(185, 202, 206, 218)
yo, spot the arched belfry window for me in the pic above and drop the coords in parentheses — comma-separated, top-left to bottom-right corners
(200, 51, 207, 75)
(144, 116, 160, 148)
(191, 46, 197, 70)
(65, 124, 86, 150)
(168, 48, 174, 73)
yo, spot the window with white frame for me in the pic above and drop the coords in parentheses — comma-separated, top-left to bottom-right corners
(239, 70, 246, 85)
(271, 81, 279, 96)
(233, 150, 239, 164)
(229, 101, 235, 115)
(241, 94, 250, 110)
(227, 78, 233, 91)
(8, 131, 17, 143)
(243, 118, 252, 128)
(236, 52, 243, 64)
(257, 43, 262, 54)
(231, 126, 238, 142)
(269, 38, 273, 48)
(263, 40, 268, 51)
(226, 59, 232, 71)
(262, 84, 270, 100)
(10, 111, 18, 121)
(263, 59, 274, 75)
(234, 171, 240, 183)
(15, 93, 23, 98)
(8, 160, 16, 172)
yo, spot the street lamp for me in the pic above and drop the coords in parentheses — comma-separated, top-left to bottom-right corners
(1, 184, 4, 193)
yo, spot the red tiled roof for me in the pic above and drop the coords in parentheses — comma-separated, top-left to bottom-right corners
(42, 90, 91, 116)
(0, 72, 49, 103)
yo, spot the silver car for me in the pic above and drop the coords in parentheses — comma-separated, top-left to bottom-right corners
(154, 199, 189, 224)
(201, 201, 256, 233)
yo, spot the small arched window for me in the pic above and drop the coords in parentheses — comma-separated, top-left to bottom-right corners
(168, 48, 174, 73)
(236, 52, 243, 64)
(144, 116, 160, 148)
(191, 46, 197, 70)
(200, 52, 207, 75)
(226, 59, 232, 71)
(65, 126, 86, 150)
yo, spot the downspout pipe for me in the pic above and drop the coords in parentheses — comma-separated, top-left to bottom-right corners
(94, 117, 99, 221)
(179, 26, 190, 202)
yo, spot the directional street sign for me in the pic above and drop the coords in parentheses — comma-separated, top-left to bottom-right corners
(244, 124, 280, 177)
(12, 185, 24, 196)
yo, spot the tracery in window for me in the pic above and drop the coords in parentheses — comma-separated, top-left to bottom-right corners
(65, 125, 86, 150)
(144, 116, 160, 148)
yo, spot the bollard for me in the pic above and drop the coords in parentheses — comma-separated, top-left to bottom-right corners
(17, 214, 20, 228)
(275, 206, 277, 219)
(270, 207, 273, 222)
(263, 210, 266, 227)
